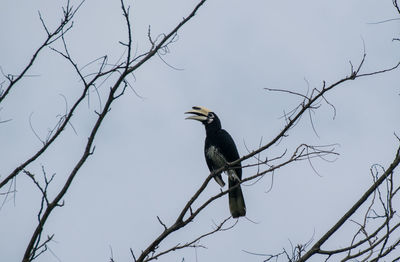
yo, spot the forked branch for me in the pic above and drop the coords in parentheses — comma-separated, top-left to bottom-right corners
(20, 1, 209, 261)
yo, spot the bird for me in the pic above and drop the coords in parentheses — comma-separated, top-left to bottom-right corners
(185, 106, 246, 218)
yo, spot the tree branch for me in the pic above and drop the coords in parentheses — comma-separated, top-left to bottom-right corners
(0, 0, 84, 105)
(20, 1, 209, 261)
(297, 144, 400, 262)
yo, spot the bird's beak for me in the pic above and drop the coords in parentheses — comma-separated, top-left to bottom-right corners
(185, 106, 211, 121)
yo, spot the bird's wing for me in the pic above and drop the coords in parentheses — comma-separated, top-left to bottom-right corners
(214, 129, 242, 179)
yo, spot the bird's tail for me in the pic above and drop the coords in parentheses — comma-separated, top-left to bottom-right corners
(228, 177, 246, 218)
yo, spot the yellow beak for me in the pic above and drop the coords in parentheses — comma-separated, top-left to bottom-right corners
(185, 106, 212, 121)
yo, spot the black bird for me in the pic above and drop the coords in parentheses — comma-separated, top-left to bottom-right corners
(185, 106, 246, 218)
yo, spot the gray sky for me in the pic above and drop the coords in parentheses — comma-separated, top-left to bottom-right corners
(1, 0, 400, 261)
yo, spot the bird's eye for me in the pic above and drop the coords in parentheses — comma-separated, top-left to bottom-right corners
(207, 113, 214, 124)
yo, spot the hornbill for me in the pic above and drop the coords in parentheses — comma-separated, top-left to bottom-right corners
(185, 106, 246, 218)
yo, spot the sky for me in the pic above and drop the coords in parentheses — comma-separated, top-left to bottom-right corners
(1, 0, 400, 262)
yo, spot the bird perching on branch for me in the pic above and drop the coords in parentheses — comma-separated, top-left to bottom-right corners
(185, 106, 246, 218)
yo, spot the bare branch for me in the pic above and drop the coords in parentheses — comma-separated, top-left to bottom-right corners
(156, 216, 168, 231)
(0, 0, 84, 105)
(147, 217, 233, 261)
(297, 143, 400, 262)
(21, 1, 209, 261)
(394, 0, 400, 14)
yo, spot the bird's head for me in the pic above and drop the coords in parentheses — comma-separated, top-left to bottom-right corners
(185, 106, 221, 130)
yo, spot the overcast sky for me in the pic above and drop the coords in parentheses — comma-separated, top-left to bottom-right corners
(1, 0, 400, 261)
